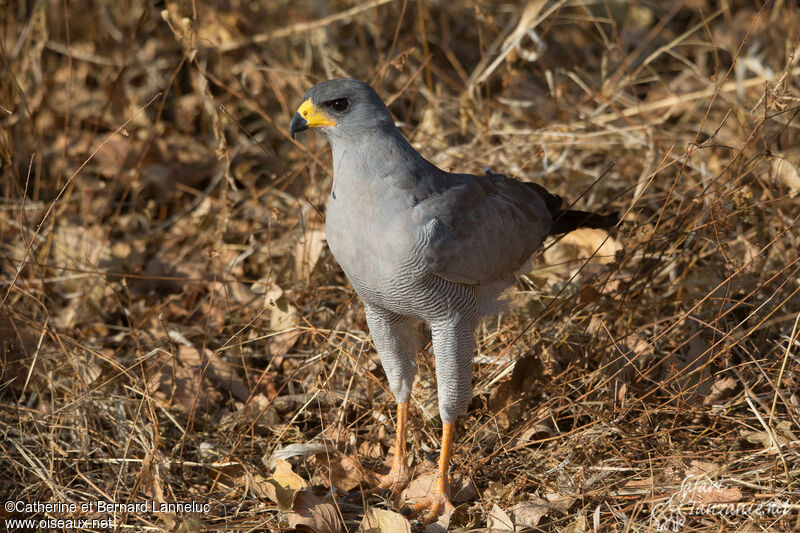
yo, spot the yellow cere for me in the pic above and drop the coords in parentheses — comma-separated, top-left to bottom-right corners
(296, 99, 336, 127)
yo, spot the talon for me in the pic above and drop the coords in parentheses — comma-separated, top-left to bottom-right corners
(367, 407, 459, 525)
(407, 474, 451, 524)
(405, 422, 455, 524)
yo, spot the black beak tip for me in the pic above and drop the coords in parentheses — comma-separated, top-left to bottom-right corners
(289, 112, 308, 140)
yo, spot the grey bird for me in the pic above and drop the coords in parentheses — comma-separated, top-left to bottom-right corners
(289, 78, 618, 522)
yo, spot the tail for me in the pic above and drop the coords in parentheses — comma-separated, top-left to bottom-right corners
(521, 180, 619, 235)
(549, 209, 619, 235)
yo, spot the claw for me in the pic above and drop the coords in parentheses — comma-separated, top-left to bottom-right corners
(408, 475, 451, 524)
(367, 405, 459, 525)
(405, 422, 455, 524)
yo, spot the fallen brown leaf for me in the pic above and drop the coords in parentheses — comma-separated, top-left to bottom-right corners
(219, 393, 280, 435)
(401, 471, 476, 504)
(294, 225, 327, 282)
(360, 507, 411, 533)
(562, 514, 588, 533)
(703, 377, 736, 405)
(482, 480, 516, 503)
(489, 354, 544, 428)
(315, 454, 371, 492)
(288, 490, 344, 533)
(268, 296, 302, 358)
(509, 500, 549, 529)
(486, 504, 514, 532)
(773, 157, 800, 192)
(509, 494, 576, 529)
(260, 458, 307, 511)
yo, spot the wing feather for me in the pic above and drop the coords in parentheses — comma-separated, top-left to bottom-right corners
(415, 172, 553, 284)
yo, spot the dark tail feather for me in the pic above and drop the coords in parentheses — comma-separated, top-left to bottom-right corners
(550, 210, 619, 235)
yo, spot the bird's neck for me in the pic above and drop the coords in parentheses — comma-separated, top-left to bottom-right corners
(329, 128, 434, 191)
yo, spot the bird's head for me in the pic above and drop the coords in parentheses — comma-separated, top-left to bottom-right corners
(289, 78, 395, 140)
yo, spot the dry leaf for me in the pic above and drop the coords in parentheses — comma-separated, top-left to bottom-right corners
(402, 472, 476, 504)
(685, 460, 719, 478)
(260, 458, 307, 511)
(486, 504, 514, 532)
(248, 473, 273, 499)
(252, 276, 284, 304)
(54, 223, 108, 267)
(76, 357, 104, 385)
(198, 347, 252, 402)
(773, 157, 800, 191)
(288, 490, 344, 533)
(360, 507, 411, 533)
(741, 428, 791, 449)
(358, 439, 383, 459)
(678, 463, 741, 505)
(776, 420, 799, 441)
(508, 495, 575, 528)
(148, 346, 223, 416)
(268, 297, 302, 358)
(489, 354, 543, 428)
(316, 454, 370, 492)
(270, 297, 298, 331)
(174, 517, 204, 533)
(446, 503, 475, 530)
(52, 224, 109, 327)
(424, 502, 455, 533)
(703, 376, 737, 406)
(516, 412, 555, 443)
(294, 225, 327, 281)
(509, 500, 550, 529)
(561, 514, 587, 533)
(483, 480, 516, 503)
(740, 419, 797, 450)
(219, 393, 280, 435)
(546, 228, 621, 267)
(142, 450, 175, 530)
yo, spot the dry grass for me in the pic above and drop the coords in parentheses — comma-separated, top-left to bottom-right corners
(2, 1, 800, 531)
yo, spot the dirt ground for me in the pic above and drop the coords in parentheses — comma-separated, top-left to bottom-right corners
(2, 1, 799, 531)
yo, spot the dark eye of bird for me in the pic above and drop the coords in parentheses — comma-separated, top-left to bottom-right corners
(327, 98, 350, 112)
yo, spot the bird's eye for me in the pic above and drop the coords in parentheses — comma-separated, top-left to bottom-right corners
(327, 98, 350, 112)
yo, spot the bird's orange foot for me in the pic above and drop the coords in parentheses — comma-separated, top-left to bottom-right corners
(375, 402, 411, 491)
(377, 461, 411, 490)
(407, 474, 452, 524)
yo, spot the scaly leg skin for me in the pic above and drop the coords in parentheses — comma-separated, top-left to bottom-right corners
(409, 421, 454, 524)
(378, 402, 411, 489)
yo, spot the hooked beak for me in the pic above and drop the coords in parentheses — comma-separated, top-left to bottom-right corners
(289, 99, 336, 139)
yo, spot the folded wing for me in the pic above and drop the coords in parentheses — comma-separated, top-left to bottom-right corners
(415, 172, 555, 284)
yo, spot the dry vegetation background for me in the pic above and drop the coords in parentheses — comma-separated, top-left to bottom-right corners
(2, 0, 800, 531)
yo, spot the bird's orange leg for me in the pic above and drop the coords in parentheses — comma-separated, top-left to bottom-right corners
(378, 402, 411, 489)
(409, 421, 454, 523)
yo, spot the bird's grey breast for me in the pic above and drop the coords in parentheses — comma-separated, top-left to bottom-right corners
(325, 158, 425, 306)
